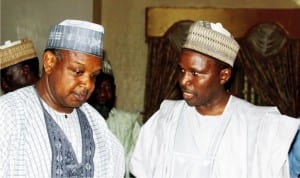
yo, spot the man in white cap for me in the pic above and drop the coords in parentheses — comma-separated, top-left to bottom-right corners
(0, 19, 125, 178)
(130, 20, 300, 178)
(0, 39, 40, 93)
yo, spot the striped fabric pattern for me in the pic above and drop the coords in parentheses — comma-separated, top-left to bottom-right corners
(0, 86, 125, 178)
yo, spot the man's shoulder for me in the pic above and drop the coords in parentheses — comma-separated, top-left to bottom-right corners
(160, 99, 185, 106)
(145, 99, 185, 126)
(230, 96, 298, 126)
(0, 86, 35, 106)
(110, 108, 139, 119)
(230, 95, 279, 115)
(159, 99, 185, 112)
(108, 108, 142, 125)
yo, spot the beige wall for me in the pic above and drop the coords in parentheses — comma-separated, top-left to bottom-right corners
(0, 0, 1, 43)
(1, 0, 93, 61)
(1, 0, 299, 113)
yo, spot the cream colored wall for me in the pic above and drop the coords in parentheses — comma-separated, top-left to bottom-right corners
(0, 0, 1, 43)
(1, 0, 93, 61)
(101, 0, 300, 113)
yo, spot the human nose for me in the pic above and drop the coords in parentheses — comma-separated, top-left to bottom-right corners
(99, 89, 107, 97)
(179, 71, 191, 86)
(80, 74, 93, 90)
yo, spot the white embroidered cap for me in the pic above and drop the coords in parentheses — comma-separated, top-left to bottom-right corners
(46, 19, 104, 58)
(182, 21, 240, 67)
(0, 39, 37, 70)
(102, 58, 113, 76)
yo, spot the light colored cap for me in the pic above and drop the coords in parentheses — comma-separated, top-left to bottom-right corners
(102, 58, 113, 75)
(46, 19, 104, 58)
(182, 21, 240, 67)
(0, 39, 37, 70)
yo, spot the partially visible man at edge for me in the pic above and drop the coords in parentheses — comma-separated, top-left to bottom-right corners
(129, 20, 300, 178)
(0, 19, 125, 177)
(0, 39, 40, 93)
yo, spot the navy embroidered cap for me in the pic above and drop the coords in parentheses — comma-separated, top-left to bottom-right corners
(46, 19, 104, 58)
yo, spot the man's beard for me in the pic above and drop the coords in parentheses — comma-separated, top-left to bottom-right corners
(95, 104, 113, 119)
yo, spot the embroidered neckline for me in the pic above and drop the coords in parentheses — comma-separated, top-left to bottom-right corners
(43, 108, 95, 177)
(35, 92, 95, 177)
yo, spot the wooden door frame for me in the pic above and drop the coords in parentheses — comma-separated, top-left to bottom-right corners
(146, 7, 300, 38)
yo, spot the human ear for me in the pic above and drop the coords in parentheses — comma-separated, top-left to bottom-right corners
(220, 68, 232, 85)
(43, 51, 57, 74)
(0, 77, 9, 92)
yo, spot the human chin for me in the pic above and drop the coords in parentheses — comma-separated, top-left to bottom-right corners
(184, 98, 197, 106)
(182, 93, 196, 106)
(67, 94, 87, 107)
(69, 100, 85, 108)
(182, 90, 194, 100)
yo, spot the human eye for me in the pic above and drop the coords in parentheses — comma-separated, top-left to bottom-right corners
(177, 65, 185, 73)
(191, 70, 201, 77)
(72, 68, 84, 76)
(90, 73, 98, 80)
(90, 70, 101, 80)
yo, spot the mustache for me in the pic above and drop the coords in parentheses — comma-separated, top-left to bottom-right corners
(180, 87, 193, 94)
(77, 90, 88, 97)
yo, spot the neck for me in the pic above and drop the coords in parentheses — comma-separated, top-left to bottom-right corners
(196, 92, 230, 116)
(35, 78, 74, 114)
(94, 104, 113, 119)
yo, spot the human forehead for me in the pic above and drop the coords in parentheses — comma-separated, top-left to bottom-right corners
(58, 49, 102, 67)
(99, 80, 113, 90)
(3, 63, 22, 75)
(100, 79, 112, 86)
(59, 49, 100, 59)
(178, 49, 217, 68)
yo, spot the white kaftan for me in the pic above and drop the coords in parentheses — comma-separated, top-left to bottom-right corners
(0, 86, 125, 178)
(130, 96, 299, 178)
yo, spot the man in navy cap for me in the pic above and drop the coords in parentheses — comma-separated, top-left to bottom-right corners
(0, 19, 125, 178)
